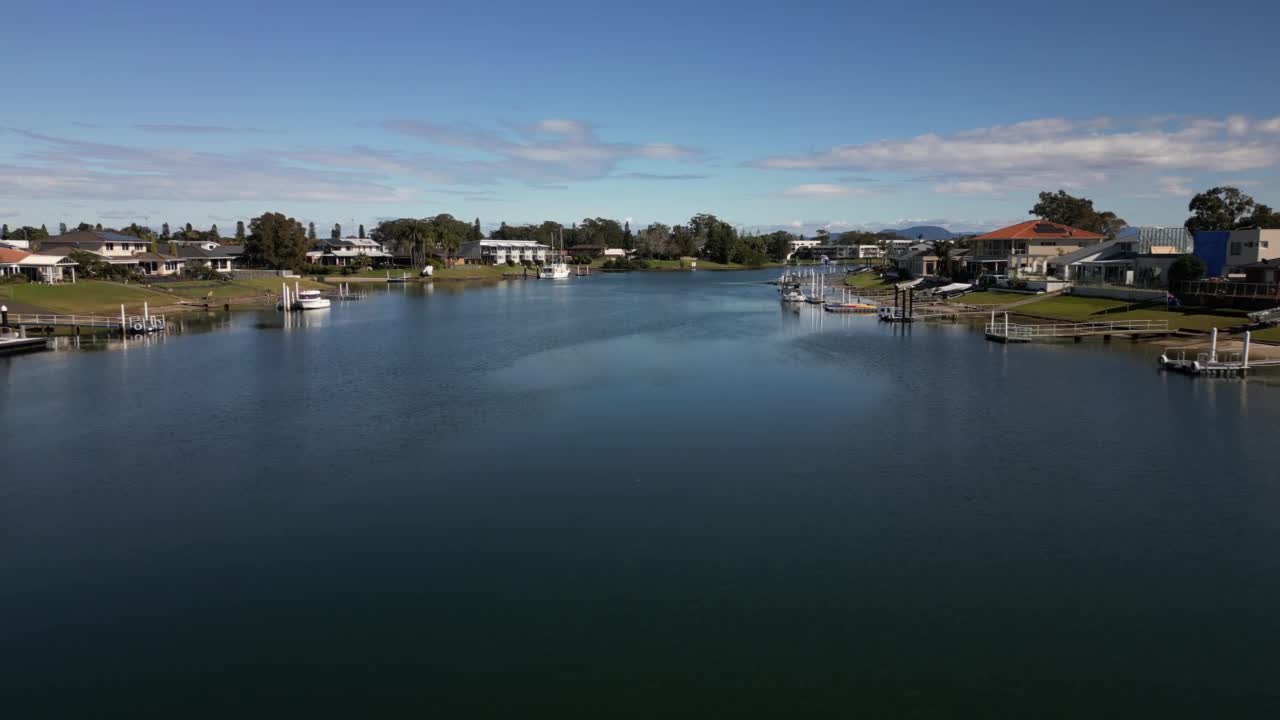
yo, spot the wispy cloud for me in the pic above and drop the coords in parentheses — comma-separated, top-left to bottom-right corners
(779, 183, 881, 199)
(748, 115, 1280, 196)
(134, 123, 280, 135)
(1, 129, 410, 203)
(0, 208, 19, 218)
(385, 118, 706, 183)
(614, 172, 711, 181)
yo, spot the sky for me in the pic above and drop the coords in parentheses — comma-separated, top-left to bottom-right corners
(3, 0, 1280, 236)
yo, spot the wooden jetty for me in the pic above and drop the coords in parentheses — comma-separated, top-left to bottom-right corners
(5, 303, 168, 336)
(1160, 328, 1280, 377)
(0, 327, 50, 355)
(984, 312, 1169, 343)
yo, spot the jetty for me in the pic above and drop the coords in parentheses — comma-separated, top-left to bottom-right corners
(984, 312, 1169, 343)
(0, 326, 49, 355)
(1160, 328, 1280, 377)
(2, 303, 167, 336)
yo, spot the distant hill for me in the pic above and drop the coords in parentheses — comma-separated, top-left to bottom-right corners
(879, 225, 959, 241)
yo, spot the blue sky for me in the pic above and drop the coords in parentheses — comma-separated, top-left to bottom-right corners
(4, 0, 1280, 235)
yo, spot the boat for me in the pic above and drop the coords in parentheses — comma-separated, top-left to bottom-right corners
(294, 289, 331, 310)
(539, 228, 571, 279)
(780, 289, 807, 303)
(278, 282, 331, 311)
(823, 301, 877, 314)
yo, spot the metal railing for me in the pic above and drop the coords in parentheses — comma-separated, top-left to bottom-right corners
(985, 318, 1169, 339)
(9, 313, 167, 330)
(1180, 280, 1280, 298)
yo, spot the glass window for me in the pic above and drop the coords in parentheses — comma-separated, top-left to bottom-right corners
(1230, 242, 1243, 255)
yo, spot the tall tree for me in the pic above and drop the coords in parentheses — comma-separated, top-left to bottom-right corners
(930, 240, 957, 277)
(307, 222, 317, 240)
(0, 224, 7, 239)
(358, 224, 365, 239)
(40, 224, 48, 235)
(185, 222, 193, 233)
(58, 222, 67, 235)
(246, 212, 309, 270)
(623, 221, 633, 250)
(1030, 190, 1127, 237)
(161, 222, 170, 239)
(94, 223, 103, 230)
(235, 220, 246, 241)
(471, 218, 482, 242)
(210, 224, 219, 239)
(1185, 186, 1280, 231)
(372, 218, 436, 267)
(331, 223, 342, 240)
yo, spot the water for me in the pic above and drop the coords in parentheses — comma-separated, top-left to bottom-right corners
(3, 270, 1279, 717)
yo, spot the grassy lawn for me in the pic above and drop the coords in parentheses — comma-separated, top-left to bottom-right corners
(148, 277, 328, 302)
(1252, 327, 1280, 342)
(950, 290, 1026, 305)
(1014, 294, 1251, 331)
(0, 280, 174, 314)
(647, 258, 782, 271)
(844, 272, 895, 289)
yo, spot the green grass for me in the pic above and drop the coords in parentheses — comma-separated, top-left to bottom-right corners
(950, 290, 1025, 305)
(646, 258, 783, 271)
(844, 272, 893, 289)
(1252, 327, 1280, 342)
(0, 280, 174, 314)
(148, 277, 328, 302)
(1014, 294, 1250, 331)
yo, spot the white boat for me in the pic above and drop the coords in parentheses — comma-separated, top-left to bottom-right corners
(279, 282, 331, 311)
(781, 289, 807, 303)
(539, 228, 572, 279)
(294, 289, 331, 310)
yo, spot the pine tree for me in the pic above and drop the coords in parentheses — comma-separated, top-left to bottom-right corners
(58, 222, 67, 235)
(235, 220, 246, 241)
(331, 223, 341, 240)
(41, 224, 48, 234)
(358, 224, 365, 239)
(185, 222, 193, 233)
(1, 224, 7, 239)
(472, 218, 482, 241)
(94, 223, 102, 230)
(308, 222, 317, 240)
(161, 223, 170, 239)
(210, 224, 219, 239)
(623, 221, 633, 250)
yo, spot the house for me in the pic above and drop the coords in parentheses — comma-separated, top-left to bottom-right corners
(602, 248, 629, 259)
(1239, 258, 1280, 285)
(176, 245, 237, 273)
(0, 247, 30, 277)
(1047, 239, 1178, 289)
(562, 244, 607, 259)
(1225, 229, 1280, 273)
(457, 239, 551, 265)
(132, 252, 185, 276)
(40, 230, 152, 260)
(788, 238, 822, 253)
(894, 244, 971, 277)
(306, 237, 392, 266)
(966, 220, 1105, 278)
(1115, 226, 1193, 255)
(18, 253, 79, 283)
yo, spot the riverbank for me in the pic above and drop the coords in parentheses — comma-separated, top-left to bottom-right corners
(0, 277, 328, 315)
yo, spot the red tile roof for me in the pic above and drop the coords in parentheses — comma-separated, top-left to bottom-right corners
(0, 247, 32, 264)
(973, 219, 1104, 241)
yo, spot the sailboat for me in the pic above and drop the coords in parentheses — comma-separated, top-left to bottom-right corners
(539, 228, 571, 279)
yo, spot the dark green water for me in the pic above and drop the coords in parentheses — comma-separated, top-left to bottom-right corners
(3, 270, 1279, 717)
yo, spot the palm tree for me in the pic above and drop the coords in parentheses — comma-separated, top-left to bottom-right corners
(930, 240, 956, 277)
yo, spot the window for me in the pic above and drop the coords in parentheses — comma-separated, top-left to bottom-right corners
(1230, 242, 1243, 256)
(1263, 241, 1270, 249)
(1041, 241, 1057, 247)
(106, 243, 115, 251)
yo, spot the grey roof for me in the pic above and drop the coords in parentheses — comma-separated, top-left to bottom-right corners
(176, 246, 236, 260)
(1048, 238, 1124, 266)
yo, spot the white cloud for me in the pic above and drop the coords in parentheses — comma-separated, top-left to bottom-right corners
(779, 183, 880, 199)
(385, 119, 705, 184)
(0, 208, 19, 218)
(749, 115, 1280, 196)
(1156, 176, 1193, 197)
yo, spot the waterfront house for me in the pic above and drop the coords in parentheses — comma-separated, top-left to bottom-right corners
(0, 247, 29, 277)
(1239, 258, 1280, 285)
(965, 220, 1105, 278)
(1115, 226, 1193, 255)
(1047, 239, 1178, 289)
(176, 245, 237, 273)
(306, 237, 392, 267)
(1225, 229, 1280, 274)
(18, 253, 78, 283)
(458, 239, 551, 265)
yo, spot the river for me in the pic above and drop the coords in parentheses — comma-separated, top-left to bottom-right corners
(3, 270, 1279, 717)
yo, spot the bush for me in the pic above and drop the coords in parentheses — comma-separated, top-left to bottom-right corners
(302, 263, 336, 276)
(571, 255, 594, 265)
(601, 257, 651, 271)
(506, 259, 516, 267)
(0, 274, 29, 285)
(183, 263, 225, 281)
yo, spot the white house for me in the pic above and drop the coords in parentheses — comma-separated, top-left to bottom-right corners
(457, 239, 550, 265)
(18, 253, 78, 283)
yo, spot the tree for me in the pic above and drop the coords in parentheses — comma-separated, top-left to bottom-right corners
(634, 223, 672, 258)
(930, 240, 957, 277)
(372, 218, 437, 267)
(39, 224, 47, 235)
(184, 223, 193, 233)
(246, 212, 310, 270)
(331, 223, 341, 240)
(7, 225, 48, 242)
(623, 221, 633, 251)
(1, 224, 7, 239)
(1168, 254, 1207, 290)
(358, 224, 365, 239)
(210, 224, 219, 239)
(58, 222, 67, 235)
(161, 223, 170, 239)
(1030, 190, 1127, 237)
(307, 222, 317, 240)
(1185, 186, 1280, 231)
(94, 223, 102, 230)
(471, 218, 482, 242)
(235, 220, 246, 241)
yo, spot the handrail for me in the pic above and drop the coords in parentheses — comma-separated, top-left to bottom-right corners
(986, 319, 1169, 338)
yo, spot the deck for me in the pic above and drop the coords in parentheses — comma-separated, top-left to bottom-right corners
(985, 317, 1169, 343)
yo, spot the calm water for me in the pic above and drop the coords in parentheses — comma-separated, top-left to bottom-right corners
(3, 270, 1279, 717)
